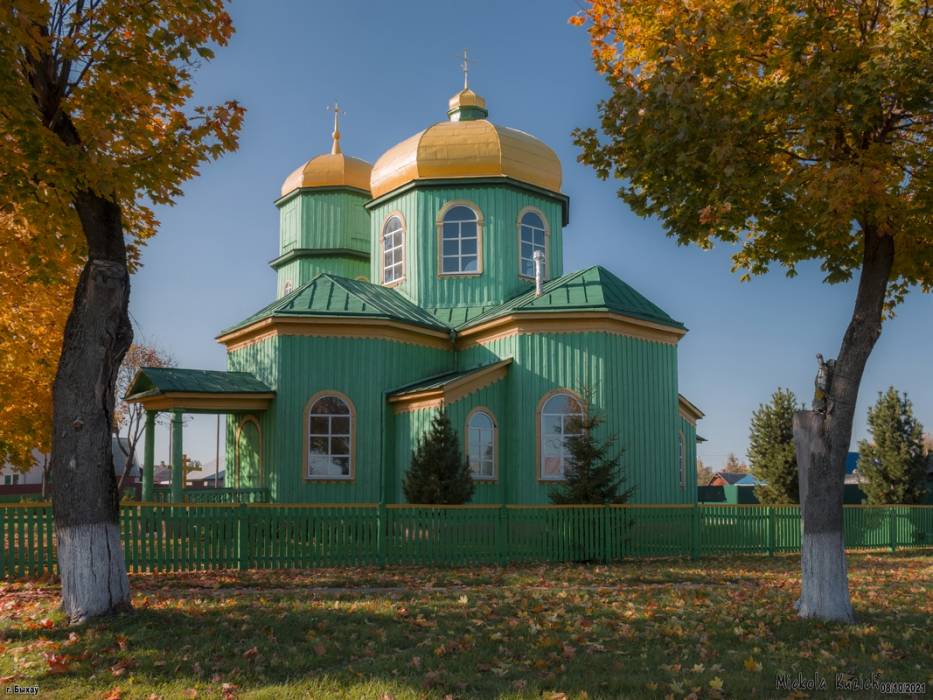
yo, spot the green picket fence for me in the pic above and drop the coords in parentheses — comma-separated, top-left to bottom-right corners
(1, 503, 930, 579)
(150, 487, 270, 504)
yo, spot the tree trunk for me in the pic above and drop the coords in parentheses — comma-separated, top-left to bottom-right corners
(50, 191, 133, 624)
(793, 226, 894, 623)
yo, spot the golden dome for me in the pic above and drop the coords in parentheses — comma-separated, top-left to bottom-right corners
(280, 153, 372, 197)
(280, 111, 372, 197)
(370, 91, 562, 199)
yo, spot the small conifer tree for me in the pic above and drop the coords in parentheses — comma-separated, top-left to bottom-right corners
(749, 388, 800, 504)
(858, 388, 928, 505)
(403, 411, 475, 504)
(549, 408, 634, 505)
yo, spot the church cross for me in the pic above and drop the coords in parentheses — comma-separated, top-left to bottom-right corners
(326, 102, 343, 154)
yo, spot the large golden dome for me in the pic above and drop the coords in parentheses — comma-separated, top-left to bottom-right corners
(280, 115, 372, 197)
(370, 89, 562, 200)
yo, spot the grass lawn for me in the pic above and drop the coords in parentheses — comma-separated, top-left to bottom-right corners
(0, 553, 929, 699)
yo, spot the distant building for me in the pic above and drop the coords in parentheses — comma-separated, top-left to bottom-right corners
(0, 437, 140, 494)
(708, 471, 758, 487)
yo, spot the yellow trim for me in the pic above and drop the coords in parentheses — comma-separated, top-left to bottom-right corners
(436, 200, 484, 278)
(457, 311, 686, 349)
(678, 394, 704, 424)
(535, 388, 585, 483)
(380, 210, 406, 287)
(218, 316, 451, 352)
(302, 390, 357, 482)
(516, 206, 550, 281)
(464, 406, 498, 482)
(127, 392, 275, 412)
(234, 415, 264, 489)
(389, 358, 512, 414)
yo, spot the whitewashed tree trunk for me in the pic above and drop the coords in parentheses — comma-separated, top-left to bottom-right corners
(792, 225, 893, 623)
(57, 523, 130, 624)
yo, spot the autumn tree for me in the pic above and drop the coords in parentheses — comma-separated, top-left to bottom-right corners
(112, 344, 173, 490)
(0, 211, 79, 494)
(0, 1, 243, 622)
(723, 453, 749, 474)
(573, 0, 932, 622)
(749, 389, 800, 504)
(857, 388, 928, 504)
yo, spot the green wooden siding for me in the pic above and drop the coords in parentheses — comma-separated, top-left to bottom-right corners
(458, 331, 682, 504)
(276, 256, 368, 296)
(368, 184, 564, 309)
(276, 189, 371, 293)
(679, 416, 698, 503)
(239, 335, 451, 503)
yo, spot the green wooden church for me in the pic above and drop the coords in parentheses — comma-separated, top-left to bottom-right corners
(127, 84, 703, 505)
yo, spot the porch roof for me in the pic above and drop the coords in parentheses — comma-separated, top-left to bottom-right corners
(124, 368, 275, 413)
(387, 358, 512, 413)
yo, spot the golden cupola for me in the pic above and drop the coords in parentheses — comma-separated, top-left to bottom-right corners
(370, 87, 562, 200)
(280, 107, 372, 197)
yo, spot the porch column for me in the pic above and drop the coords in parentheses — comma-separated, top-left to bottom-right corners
(142, 410, 156, 501)
(171, 410, 184, 503)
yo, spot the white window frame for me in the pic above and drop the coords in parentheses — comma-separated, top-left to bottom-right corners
(538, 390, 584, 481)
(518, 208, 548, 280)
(305, 392, 355, 481)
(466, 408, 496, 481)
(437, 201, 483, 276)
(382, 214, 405, 285)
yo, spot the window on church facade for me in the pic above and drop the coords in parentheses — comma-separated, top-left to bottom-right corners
(440, 205, 480, 274)
(382, 215, 404, 284)
(539, 392, 583, 480)
(307, 394, 353, 479)
(519, 211, 546, 278)
(467, 409, 495, 479)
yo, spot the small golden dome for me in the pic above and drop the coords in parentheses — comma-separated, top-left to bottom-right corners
(280, 108, 372, 197)
(280, 153, 372, 197)
(371, 91, 561, 199)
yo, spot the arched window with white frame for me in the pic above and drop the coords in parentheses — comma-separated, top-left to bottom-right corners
(440, 204, 481, 275)
(519, 210, 547, 279)
(306, 393, 354, 480)
(539, 391, 584, 480)
(466, 408, 496, 480)
(382, 214, 404, 284)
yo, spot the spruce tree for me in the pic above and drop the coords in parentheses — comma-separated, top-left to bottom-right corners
(403, 411, 475, 504)
(549, 410, 634, 505)
(748, 388, 800, 504)
(858, 388, 928, 505)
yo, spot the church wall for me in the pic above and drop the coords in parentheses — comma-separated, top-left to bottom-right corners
(270, 335, 451, 503)
(678, 415, 698, 503)
(391, 379, 509, 505)
(456, 331, 684, 504)
(368, 184, 564, 309)
(276, 256, 369, 296)
(278, 189, 370, 256)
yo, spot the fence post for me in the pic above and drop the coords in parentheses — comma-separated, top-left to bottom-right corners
(237, 503, 249, 570)
(602, 505, 611, 563)
(690, 503, 700, 560)
(889, 507, 897, 553)
(377, 503, 386, 568)
(767, 506, 775, 557)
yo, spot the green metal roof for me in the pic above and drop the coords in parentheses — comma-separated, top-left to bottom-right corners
(220, 274, 451, 336)
(125, 368, 272, 400)
(426, 305, 498, 327)
(387, 359, 511, 398)
(458, 266, 685, 331)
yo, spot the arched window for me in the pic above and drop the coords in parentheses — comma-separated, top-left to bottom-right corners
(519, 210, 547, 278)
(306, 393, 354, 479)
(467, 409, 496, 480)
(440, 204, 480, 274)
(679, 431, 686, 489)
(382, 215, 404, 284)
(539, 391, 584, 480)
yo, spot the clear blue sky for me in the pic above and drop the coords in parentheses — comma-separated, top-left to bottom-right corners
(131, 0, 933, 469)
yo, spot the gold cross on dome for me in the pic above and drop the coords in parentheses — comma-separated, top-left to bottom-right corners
(461, 49, 470, 90)
(326, 102, 343, 154)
